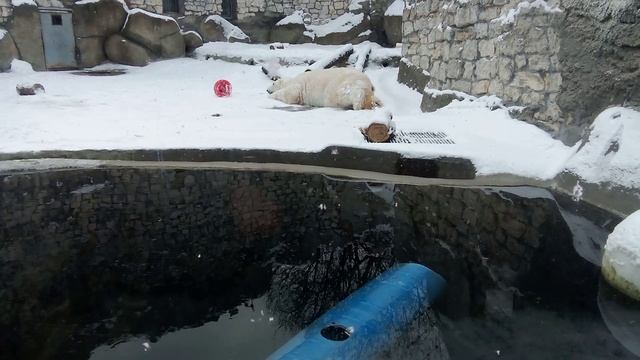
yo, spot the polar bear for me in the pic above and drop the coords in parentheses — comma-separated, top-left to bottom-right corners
(267, 67, 382, 110)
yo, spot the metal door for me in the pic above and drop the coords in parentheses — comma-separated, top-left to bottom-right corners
(39, 9, 77, 70)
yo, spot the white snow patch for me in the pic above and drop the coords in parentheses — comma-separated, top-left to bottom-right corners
(565, 107, 640, 189)
(276, 10, 304, 25)
(348, 0, 366, 11)
(603, 210, 640, 298)
(384, 0, 404, 16)
(492, 0, 563, 25)
(0, 54, 574, 180)
(196, 42, 397, 67)
(205, 15, 249, 41)
(305, 12, 365, 38)
(10, 59, 34, 73)
(11, 0, 36, 6)
(0, 28, 7, 41)
(181, 30, 203, 40)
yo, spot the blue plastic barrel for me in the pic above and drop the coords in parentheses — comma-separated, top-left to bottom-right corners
(267, 263, 446, 360)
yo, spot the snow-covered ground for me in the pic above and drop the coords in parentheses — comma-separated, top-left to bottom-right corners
(0, 43, 638, 186)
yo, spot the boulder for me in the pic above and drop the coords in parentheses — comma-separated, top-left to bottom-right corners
(398, 59, 430, 92)
(72, 0, 128, 38)
(177, 15, 203, 33)
(182, 31, 203, 53)
(269, 23, 311, 44)
(121, 9, 184, 58)
(383, 15, 402, 46)
(234, 13, 279, 44)
(16, 83, 45, 96)
(420, 91, 466, 113)
(104, 33, 151, 66)
(72, 0, 129, 68)
(75, 37, 106, 68)
(0, 29, 19, 72)
(312, 14, 371, 45)
(200, 15, 250, 43)
(199, 17, 225, 42)
(6, 3, 46, 70)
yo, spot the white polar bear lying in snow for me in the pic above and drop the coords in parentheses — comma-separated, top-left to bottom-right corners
(267, 67, 382, 110)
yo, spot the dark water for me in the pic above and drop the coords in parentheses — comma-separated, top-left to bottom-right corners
(0, 168, 638, 360)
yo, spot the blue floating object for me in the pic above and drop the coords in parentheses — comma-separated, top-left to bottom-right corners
(267, 263, 446, 360)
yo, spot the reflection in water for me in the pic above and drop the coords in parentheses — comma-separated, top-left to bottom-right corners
(0, 168, 637, 360)
(89, 297, 293, 360)
(598, 280, 640, 357)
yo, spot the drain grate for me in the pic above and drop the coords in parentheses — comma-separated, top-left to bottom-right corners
(368, 130, 455, 144)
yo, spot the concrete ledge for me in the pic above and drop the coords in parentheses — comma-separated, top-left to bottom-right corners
(552, 171, 640, 218)
(0, 146, 477, 180)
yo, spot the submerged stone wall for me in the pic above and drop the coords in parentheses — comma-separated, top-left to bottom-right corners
(401, 0, 640, 142)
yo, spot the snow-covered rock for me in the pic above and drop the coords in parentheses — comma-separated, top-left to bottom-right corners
(565, 107, 640, 189)
(602, 210, 640, 301)
(0, 28, 19, 72)
(9, 59, 34, 73)
(384, 0, 404, 16)
(122, 8, 185, 58)
(203, 15, 250, 43)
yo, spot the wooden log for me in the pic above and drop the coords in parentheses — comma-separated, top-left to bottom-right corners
(361, 122, 392, 143)
(306, 44, 354, 72)
(354, 44, 371, 72)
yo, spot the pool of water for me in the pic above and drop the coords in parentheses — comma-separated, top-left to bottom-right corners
(0, 167, 638, 359)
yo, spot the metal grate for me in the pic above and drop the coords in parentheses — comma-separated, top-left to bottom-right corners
(371, 131, 455, 144)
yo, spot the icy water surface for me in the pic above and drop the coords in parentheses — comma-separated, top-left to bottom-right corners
(0, 167, 638, 360)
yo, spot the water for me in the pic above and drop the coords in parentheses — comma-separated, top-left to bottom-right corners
(0, 167, 638, 360)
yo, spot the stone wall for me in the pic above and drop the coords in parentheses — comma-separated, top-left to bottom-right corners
(262, 0, 349, 22)
(0, 0, 12, 25)
(401, 0, 640, 142)
(402, 0, 564, 130)
(127, 0, 163, 13)
(184, 0, 222, 15)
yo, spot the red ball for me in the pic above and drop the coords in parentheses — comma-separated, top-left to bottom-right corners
(214, 79, 232, 97)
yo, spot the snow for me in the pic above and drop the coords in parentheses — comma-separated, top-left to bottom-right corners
(348, 0, 366, 11)
(195, 42, 399, 66)
(181, 30, 203, 41)
(384, 0, 404, 16)
(11, 0, 36, 6)
(603, 210, 640, 300)
(205, 15, 250, 41)
(10, 59, 34, 74)
(492, 0, 563, 25)
(0, 28, 6, 41)
(0, 55, 576, 180)
(305, 12, 365, 38)
(565, 107, 640, 189)
(276, 10, 304, 26)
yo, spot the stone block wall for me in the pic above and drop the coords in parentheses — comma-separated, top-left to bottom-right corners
(184, 0, 222, 15)
(264, 0, 352, 23)
(127, 0, 163, 13)
(402, 0, 564, 129)
(0, 0, 11, 25)
(401, 0, 640, 140)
